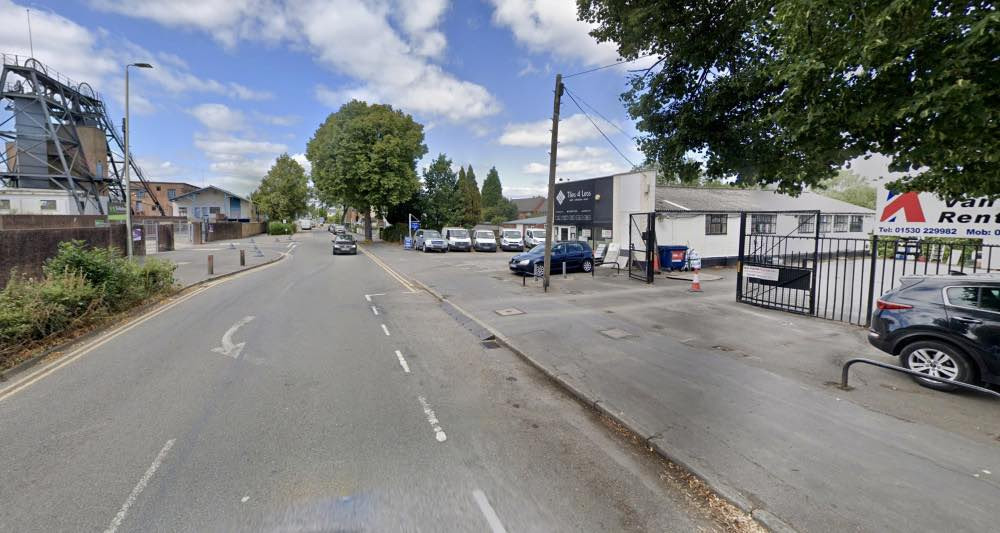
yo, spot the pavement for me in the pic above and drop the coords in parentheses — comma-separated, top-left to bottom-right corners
(139, 233, 300, 286)
(0, 233, 740, 532)
(366, 242, 1000, 533)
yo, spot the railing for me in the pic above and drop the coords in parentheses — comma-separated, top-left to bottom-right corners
(1, 52, 103, 101)
(840, 358, 1000, 399)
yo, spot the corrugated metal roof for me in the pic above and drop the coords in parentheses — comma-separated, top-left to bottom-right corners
(655, 186, 873, 214)
(503, 215, 547, 224)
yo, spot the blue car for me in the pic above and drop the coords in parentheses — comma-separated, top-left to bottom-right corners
(509, 241, 594, 277)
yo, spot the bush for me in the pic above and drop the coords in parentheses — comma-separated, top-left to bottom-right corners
(268, 221, 295, 235)
(379, 223, 409, 243)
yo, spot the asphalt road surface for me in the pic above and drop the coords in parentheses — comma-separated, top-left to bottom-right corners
(0, 233, 727, 532)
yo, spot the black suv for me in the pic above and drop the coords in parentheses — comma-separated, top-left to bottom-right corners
(868, 274, 999, 391)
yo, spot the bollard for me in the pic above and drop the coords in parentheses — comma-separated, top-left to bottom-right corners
(240, 249, 246, 266)
(562, 262, 567, 279)
(207, 254, 214, 275)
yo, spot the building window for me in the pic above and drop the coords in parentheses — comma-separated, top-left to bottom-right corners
(209, 206, 221, 214)
(167, 189, 177, 200)
(750, 214, 776, 234)
(705, 214, 727, 235)
(834, 215, 849, 232)
(135, 189, 144, 199)
(135, 200, 143, 211)
(156, 186, 161, 191)
(0, 199, 10, 211)
(40, 199, 57, 211)
(819, 215, 831, 233)
(194, 207, 202, 218)
(178, 207, 188, 216)
(850, 215, 864, 233)
(797, 214, 816, 234)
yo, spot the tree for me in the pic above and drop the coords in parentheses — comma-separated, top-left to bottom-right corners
(420, 153, 460, 230)
(480, 166, 503, 209)
(306, 100, 427, 240)
(817, 170, 877, 210)
(578, 0, 999, 199)
(455, 164, 482, 227)
(250, 154, 309, 222)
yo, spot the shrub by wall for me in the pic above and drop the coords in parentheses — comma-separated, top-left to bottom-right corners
(268, 221, 295, 235)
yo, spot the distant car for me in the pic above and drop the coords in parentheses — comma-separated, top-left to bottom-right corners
(332, 234, 357, 255)
(868, 274, 1000, 391)
(500, 229, 523, 251)
(328, 224, 337, 233)
(509, 241, 594, 277)
(414, 229, 447, 253)
(524, 228, 546, 249)
(335, 225, 346, 235)
(299, 219, 313, 230)
(441, 227, 472, 251)
(472, 230, 497, 252)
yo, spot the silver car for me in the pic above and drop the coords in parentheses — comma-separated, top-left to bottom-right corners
(415, 229, 448, 252)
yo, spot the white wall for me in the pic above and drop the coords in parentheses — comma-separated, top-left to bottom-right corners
(0, 188, 107, 215)
(612, 170, 655, 245)
(173, 189, 251, 221)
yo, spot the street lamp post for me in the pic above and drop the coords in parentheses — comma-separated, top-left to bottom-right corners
(124, 62, 153, 260)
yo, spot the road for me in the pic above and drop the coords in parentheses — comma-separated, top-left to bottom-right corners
(0, 232, 732, 532)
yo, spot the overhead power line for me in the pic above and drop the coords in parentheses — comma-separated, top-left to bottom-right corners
(562, 85, 635, 168)
(563, 53, 657, 79)
(563, 86, 634, 140)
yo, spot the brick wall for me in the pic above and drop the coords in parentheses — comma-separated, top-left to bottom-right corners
(0, 225, 130, 286)
(204, 221, 266, 242)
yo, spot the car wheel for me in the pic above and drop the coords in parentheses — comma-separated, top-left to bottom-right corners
(582, 259, 593, 272)
(899, 340, 975, 391)
(533, 263, 544, 277)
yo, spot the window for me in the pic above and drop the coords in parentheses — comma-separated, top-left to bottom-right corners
(819, 215, 832, 233)
(194, 207, 202, 218)
(40, 199, 57, 211)
(750, 214, 776, 234)
(705, 214, 727, 235)
(0, 199, 10, 211)
(135, 200, 143, 211)
(947, 287, 1000, 313)
(178, 207, 188, 216)
(797, 214, 816, 234)
(982, 288, 1000, 313)
(135, 189, 144, 199)
(850, 215, 864, 233)
(167, 189, 177, 200)
(568, 243, 584, 253)
(156, 186, 161, 191)
(552, 244, 565, 254)
(209, 206, 221, 215)
(834, 215, 849, 232)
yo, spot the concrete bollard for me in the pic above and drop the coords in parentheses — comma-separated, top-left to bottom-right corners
(208, 254, 214, 275)
(240, 249, 245, 266)
(563, 262, 567, 279)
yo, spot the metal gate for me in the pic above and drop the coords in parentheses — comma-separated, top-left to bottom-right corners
(628, 212, 656, 283)
(143, 220, 159, 255)
(173, 222, 193, 248)
(736, 211, 819, 315)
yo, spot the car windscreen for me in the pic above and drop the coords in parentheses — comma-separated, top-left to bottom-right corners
(335, 235, 354, 242)
(528, 244, 546, 254)
(529, 229, 545, 237)
(449, 230, 469, 238)
(423, 231, 441, 238)
(503, 231, 520, 238)
(476, 231, 494, 239)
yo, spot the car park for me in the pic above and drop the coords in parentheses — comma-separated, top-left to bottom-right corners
(473, 230, 497, 252)
(509, 241, 594, 277)
(500, 229, 524, 251)
(524, 228, 546, 248)
(414, 229, 448, 252)
(332, 234, 357, 255)
(868, 274, 1000, 391)
(441, 227, 472, 251)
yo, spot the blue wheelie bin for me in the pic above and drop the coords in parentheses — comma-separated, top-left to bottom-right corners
(658, 245, 688, 271)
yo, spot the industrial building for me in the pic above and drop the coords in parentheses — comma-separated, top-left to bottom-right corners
(131, 180, 198, 216)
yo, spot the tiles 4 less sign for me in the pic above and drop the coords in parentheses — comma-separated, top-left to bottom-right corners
(876, 183, 1000, 242)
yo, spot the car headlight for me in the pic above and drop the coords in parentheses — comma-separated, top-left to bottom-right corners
(518, 259, 530, 266)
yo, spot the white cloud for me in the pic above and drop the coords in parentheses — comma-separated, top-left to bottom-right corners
(489, 0, 619, 67)
(291, 152, 312, 174)
(499, 113, 611, 147)
(189, 103, 247, 130)
(521, 143, 626, 178)
(228, 82, 273, 101)
(90, 0, 500, 122)
(193, 131, 289, 194)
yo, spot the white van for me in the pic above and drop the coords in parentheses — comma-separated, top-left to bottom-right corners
(441, 227, 472, 251)
(500, 229, 524, 251)
(298, 219, 313, 230)
(525, 228, 547, 249)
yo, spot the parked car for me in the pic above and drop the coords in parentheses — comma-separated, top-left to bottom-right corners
(332, 234, 357, 255)
(414, 229, 448, 253)
(441, 227, 472, 251)
(473, 230, 497, 252)
(524, 228, 546, 248)
(328, 224, 337, 233)
(509, 241, 594, 277)
(500, 229, 524, 251)
(868, 274, 999, 391)
(335, 225, 346, 235)
(299, 219, 313, 230)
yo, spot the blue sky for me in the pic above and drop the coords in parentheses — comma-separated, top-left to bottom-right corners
(1, 0, 653, 197)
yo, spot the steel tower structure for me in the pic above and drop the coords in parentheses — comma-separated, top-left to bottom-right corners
(0, 53, 164, 215)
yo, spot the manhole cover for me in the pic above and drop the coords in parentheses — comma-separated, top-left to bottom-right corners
(600, 328, 633, 339)
(495, 308, 525, 316)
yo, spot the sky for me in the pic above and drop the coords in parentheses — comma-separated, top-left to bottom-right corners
(0, 0, 667, 198)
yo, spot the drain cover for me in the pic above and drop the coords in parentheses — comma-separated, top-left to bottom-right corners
(600, 328, 633, 339)
(495, 308, 525, 316)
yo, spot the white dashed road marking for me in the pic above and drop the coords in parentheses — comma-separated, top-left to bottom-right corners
(381, 324, 391, 336)
(394, 350, 411, 373)
(472, 489, 507, 533)
(417, 396, 447, 442)
(364, 293, 385, 302)
(104, 439, 176, 533)
(371, 306, 379, 316)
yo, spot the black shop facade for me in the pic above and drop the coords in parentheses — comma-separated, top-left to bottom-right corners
(553, 175, 614, 249)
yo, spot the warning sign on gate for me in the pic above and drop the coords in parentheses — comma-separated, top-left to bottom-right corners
(876, 182, 1000, 240)
(743, 265, 780, 281)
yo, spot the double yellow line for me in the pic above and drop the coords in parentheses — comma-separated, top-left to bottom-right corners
(360, 246, 416, 292)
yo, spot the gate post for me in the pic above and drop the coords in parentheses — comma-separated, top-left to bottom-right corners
(809, 210, 821, 315)
(646, 212, 656, 283)
(736, 212, 747, 302)
(865, 235, 879, 326)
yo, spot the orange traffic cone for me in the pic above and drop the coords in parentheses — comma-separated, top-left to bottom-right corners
(689, 270, 702, 292)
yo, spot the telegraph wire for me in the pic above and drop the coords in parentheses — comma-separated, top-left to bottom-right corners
(563, 54, 657, 79)
(562, 85, 635, 168)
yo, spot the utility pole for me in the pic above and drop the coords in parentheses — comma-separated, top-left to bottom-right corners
(123, 62, 153, 260)
(542, 74, 562, 291)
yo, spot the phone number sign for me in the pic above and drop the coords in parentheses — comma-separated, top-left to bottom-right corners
(876, 183, 1000, 240)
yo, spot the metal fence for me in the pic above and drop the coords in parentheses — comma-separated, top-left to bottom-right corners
(629, 212, 656, 283)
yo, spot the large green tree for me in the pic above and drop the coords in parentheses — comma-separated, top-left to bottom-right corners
(306, 100, 427, 240)
(455, 165, 482, 227)
(480, 166, 503, 209)
(420, 153, 460, 230)
(578, 0, 999, 198)
(250, 154, 309, 222)
(818, 170, 877, 210)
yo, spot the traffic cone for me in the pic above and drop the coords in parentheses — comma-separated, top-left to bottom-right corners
(653, 251, 661, 273)
(689, 270, 702, 292)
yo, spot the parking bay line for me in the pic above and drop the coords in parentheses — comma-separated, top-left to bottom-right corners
(381, 324, 391, 336)
(472, 489, 508, 533)
(364, 293, 385, 302)
(371, 306, 379, 316)
(104, 438, 175, 533)
(394, 350, 410, 373)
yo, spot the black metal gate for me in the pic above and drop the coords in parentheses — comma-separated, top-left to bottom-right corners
(629, 212, 656, 283)
(737, 211, 819, 315)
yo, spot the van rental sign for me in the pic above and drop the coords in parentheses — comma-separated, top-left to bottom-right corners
(876, 183, 1000, 239)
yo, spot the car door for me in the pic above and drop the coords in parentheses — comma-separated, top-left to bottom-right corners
(944, 285, 1000, 380)
(550, 244, 566, 271)
(566, 243, 584, 269)
(414, 230, 424, 248)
